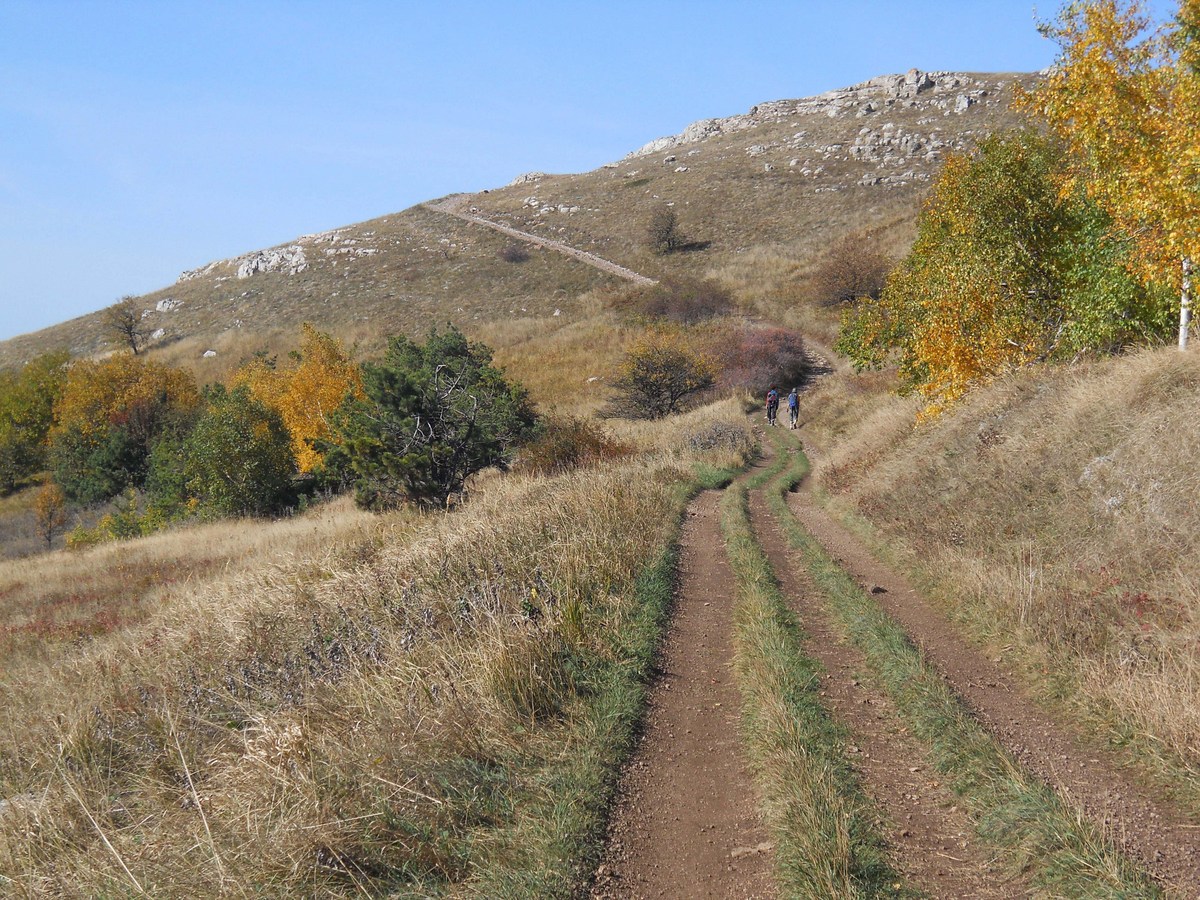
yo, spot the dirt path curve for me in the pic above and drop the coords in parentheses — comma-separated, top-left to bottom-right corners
(591, 489, 774, 900)
(793, 436, 1200, 896)
(746, 437, 1020, 898)
(425, 195, 657, 286)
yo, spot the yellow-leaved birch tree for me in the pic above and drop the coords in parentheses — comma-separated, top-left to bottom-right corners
(1022, 0, 1200, 346)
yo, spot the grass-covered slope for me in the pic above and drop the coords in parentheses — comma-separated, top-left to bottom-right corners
(0, 401, 753, 896)
(804, 345, 1200, 806)
(0, 70, 1036, 373)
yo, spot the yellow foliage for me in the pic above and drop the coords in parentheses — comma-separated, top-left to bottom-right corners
(235, 324, 363, 473)
(52, 354, 199, 442)
(1021, 0, 1200, 281)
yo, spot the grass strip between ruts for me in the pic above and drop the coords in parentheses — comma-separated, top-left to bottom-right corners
(464, 466, 743, 897)
(720, 447, 913, 899)
(760, 426, 1162, 899)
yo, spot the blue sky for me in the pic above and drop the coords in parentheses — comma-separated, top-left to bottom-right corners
(0, 1, 1134, 342)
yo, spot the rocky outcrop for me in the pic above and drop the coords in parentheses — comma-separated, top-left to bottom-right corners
(236, 245, 307, 279)
(622, 69, 1001, 160)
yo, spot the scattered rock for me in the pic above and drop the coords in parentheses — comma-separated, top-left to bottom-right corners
(202, 350, 217, 358)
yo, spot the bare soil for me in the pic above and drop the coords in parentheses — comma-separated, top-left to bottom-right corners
(747, 448, 1020, 898)
(793, 435, 1200, 896)
(592, 490, 774, 899)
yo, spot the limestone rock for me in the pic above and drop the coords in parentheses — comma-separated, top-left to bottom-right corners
(236, 246, 307, 279)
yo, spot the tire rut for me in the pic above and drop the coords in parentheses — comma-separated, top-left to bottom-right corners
(792, 435, 1200, 896)
(747, 434, 1021, 898)
(592, 489, 774, 900)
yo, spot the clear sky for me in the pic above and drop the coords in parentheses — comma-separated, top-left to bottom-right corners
(0, 0, 1132, 342)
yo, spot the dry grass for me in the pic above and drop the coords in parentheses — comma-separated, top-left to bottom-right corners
(802, 345, 1200, 798)
(0, 401, 751, 895)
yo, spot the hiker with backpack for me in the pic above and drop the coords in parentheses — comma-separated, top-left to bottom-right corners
(787, 387, 799, 429)
(765, 386, 779, 426)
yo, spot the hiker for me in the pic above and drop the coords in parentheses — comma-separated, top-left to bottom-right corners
(787, 387, 799, 429)
(765, 386, 779, 426)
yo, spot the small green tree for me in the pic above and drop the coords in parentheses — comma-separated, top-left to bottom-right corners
(324, 326, 536, 509)
(33, 482, 69, 549)
(184, 385, 296, 517)
(104, 296, 146, 355)
(0, 351, 69, 494)
(608, 329, 715, 419)
(645, 203, 684, 254)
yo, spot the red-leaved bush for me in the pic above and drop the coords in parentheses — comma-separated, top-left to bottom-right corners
(703, 324, 812, 394)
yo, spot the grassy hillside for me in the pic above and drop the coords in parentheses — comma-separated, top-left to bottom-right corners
(801, 345, 1200, 804)
(0, 401, 754, 895)
(0, 70, 1035, 374)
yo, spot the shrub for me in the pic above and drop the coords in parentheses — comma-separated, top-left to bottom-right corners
(685, 420, 754, 455)
(704, 324, 812, 395)
(619, 277, 736, 325)
(324, 326, 537, 509)
(607, 329, 715, 420)
(498, 243, 531, 263)
(812, 231, 892, 306)
(516, 417, 631, 476)
(184, 385, 296, 517)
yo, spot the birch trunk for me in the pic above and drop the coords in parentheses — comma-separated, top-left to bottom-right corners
(1179, 257, 1193, 351)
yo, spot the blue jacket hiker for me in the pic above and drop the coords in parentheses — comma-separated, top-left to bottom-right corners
(787, 387, 799, 428)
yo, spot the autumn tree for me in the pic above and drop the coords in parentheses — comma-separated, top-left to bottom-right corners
(608, 329, 716, 419)
(49, 355, 199, 503)
(0, 351, 69, 494)
(236, 324, 363, 473)
(1022, 0, 1200, 346)
(104, 296, 147, 355)
(836, 130, 1168, 415)
(324, 326, 536, 509)
(33, 482, 69, 549)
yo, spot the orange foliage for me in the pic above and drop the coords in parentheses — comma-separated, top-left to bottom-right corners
(236, 325, 363, 473)
(52, 354, 199, 443)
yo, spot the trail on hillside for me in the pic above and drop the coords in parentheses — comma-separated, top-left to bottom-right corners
(591, 490, 774, 899)
(425, 195, 657, 287)
(792, 428, 1200, 895)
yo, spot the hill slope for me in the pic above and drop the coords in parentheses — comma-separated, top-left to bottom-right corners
(0, 69, 1035, 372)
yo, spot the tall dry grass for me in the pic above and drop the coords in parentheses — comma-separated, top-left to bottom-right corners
(805, 345, 1200, 793)
(0, 399, 751, 896)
